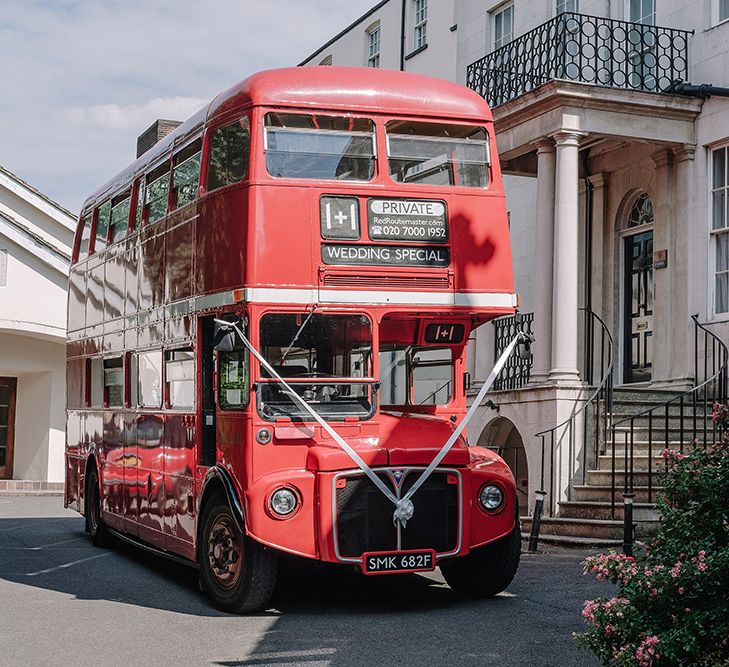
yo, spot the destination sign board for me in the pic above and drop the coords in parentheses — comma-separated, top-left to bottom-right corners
(367, 198, 448, 244)
(321, 244, 450, 268)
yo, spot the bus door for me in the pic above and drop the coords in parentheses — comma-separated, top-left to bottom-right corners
(199, 314, 250, 481)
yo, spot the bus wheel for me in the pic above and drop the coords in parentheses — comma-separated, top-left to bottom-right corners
(85, 468, 112, 548)
(440, 522, 521, 598)
(199, 497, 278, 614)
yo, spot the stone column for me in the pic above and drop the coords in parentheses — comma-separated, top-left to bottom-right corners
(588, 173, 608, 317)
(671, 145, 695, 385)
(549, 131, 584, 383)
(650, 149, 672, 386)
(530, 139, 556, 383)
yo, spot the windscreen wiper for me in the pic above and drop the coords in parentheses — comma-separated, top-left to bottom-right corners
(280, 304, 317, 365)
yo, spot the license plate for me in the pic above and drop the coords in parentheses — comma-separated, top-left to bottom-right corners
(361, 549, 436, 575)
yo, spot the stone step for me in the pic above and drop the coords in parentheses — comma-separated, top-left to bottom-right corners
(597, 453, 666, 472)
(573, 484, 663, 503)
(586, 469, 665, 487)
(608, 414, 715, 429)
(0, 489, 64, 497)
(520, 516, 625, 540)
(522, 533, 623, 549)
(557, 500, 659, 521)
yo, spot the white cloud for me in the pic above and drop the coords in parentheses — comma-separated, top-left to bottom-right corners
(67, 97, 208, 130)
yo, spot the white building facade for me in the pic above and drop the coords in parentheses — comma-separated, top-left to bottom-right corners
(301, 0, 729, 538)
(0, 166, 74, 488)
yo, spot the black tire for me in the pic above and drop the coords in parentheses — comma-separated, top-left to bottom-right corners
(85, 468, 113, 548)
(440, 520, 521, 598)
(198, 496, 278, 614)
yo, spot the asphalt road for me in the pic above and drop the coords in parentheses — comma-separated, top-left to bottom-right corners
(0, 497, 612, 667)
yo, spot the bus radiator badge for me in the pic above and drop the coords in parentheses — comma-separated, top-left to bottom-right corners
(393, 498, 414, 528)
(391, 469, 406, 487)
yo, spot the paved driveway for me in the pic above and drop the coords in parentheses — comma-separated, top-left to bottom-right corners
(0, 497, 611, 666)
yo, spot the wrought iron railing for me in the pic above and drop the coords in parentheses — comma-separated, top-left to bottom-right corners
(534, 308, 614, 516)
(467, 12, 692, 108)
(493, 312, 534, 390)
(608, 315, 728, 517)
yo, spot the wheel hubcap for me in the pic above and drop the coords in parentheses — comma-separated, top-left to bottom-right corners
(207, 515, 243, 589)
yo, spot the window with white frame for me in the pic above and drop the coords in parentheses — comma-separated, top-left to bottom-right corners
(629, 0, 655, 25)
(367, 25, 381, 67)
(717, 0, 729, 23)
(556, 0, 578, 13)
(712, 146, 729, 315)
(414, 0, 427, 49)
(493, 4, 514, 50)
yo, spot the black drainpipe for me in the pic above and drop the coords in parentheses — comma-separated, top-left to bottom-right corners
(666, 80, 729, 98)
(400, 0, 406, 71)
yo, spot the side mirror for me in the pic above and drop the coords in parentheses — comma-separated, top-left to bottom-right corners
(516, 335, 534, 360)
(213, 321, 237, 352)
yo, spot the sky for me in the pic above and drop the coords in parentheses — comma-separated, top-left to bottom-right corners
(0, 0, 378, 215)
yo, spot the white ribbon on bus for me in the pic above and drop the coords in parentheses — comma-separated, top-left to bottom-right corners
(215, 318, 529, 529)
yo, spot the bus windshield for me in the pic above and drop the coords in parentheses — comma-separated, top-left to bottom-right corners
(386, 121, 490, 188)
(264, 113, 375, 181)
(257, 313, 375, 420)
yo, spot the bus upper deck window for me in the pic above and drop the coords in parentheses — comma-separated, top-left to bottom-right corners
(145, 162, 171, 225)
(386, 121, 490, 189)
(207, 117, 250, 191)
(77, 213, 93, 261)
(264, 113, 375, 182)
(94, 201, 111, 253)
(172, 139, 202, 209)
(109, 191, 131, 244)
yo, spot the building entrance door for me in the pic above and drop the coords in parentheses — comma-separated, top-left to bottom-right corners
(624, 230, 653, 383)
(0, 378, 17, 479)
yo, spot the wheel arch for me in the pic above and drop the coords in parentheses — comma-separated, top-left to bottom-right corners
(197, 466, 247, 560)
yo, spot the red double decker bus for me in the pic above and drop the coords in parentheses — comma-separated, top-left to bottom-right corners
(65, 67, 521, 612)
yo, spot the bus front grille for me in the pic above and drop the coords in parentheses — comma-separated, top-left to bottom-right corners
(334, 469, 460, 560)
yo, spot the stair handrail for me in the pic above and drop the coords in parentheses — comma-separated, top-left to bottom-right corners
(534, 307, 615, 516)
(608, 314, 728, 517)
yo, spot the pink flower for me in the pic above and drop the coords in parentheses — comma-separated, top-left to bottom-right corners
(698, 562, 707, 572)
(605, 624, 613, 637)
(678, 587, 685, 595)
(650, 588, 658, 597)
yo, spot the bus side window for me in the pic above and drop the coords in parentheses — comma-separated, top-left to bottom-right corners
(88, 358, 104, 408)
(137, 350, 162, 408)
(133, 177, 145, 230)
(145, 163, 171, 225)
(77, 213, 93, 261)
(206, 116, 250, 191)
(166, 349, 195, 409)
(109, 191, 131, 244)
(94, 201, 111, 253)
(103, 357, 123, 408)
(218, 332, 249, 410)
(172, 139, 202, 209)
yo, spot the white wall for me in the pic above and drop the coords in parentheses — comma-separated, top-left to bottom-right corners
(0, 333, 66, 482)
(301, 0, 456, 81)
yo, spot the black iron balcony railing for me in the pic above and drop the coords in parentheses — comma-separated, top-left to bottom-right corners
(467, 12, 692, 108)
(493, 312, 534, 390)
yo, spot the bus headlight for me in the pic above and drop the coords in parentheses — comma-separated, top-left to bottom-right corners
(478, 484, 504, 512)
(269, 487, 299, 518)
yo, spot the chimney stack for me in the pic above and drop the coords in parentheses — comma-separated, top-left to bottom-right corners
(136, 119, 182, 158)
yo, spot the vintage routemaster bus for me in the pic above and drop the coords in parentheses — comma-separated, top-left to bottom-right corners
(65, 67, 521, 613)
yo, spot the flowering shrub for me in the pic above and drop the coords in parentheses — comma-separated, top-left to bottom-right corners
(574, 404, 729, 666)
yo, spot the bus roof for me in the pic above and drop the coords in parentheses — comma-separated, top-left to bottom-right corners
(82, 67, 492, 212)
(208, 67, 492, 122)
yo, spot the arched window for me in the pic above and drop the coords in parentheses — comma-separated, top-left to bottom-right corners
(628, 193, 654, 228)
